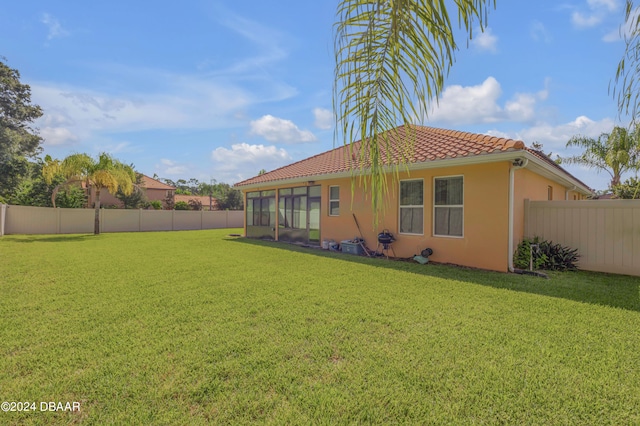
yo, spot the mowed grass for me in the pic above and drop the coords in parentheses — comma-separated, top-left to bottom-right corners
(1, 230, 640, 425)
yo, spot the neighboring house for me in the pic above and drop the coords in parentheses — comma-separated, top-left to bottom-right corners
(234, 125, 592, 273)
(174, 194, 219, 210)
(87, 175, 176, 209)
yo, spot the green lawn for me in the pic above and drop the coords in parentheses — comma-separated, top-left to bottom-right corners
(1, 229, 639, 425)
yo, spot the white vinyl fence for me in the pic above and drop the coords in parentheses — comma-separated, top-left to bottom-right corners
(524, 199, 640, 276)
(0, 204, 243, 236)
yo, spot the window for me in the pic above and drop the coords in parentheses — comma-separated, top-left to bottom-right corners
(246, 191, 275, 227)
(434, 176, 463, 237)
(548, 186, 553, 200)
(399, 180, 424, 234)
(329, 186, 340, 216)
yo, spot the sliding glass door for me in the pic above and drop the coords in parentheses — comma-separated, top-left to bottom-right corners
(278, 185, 320, 244)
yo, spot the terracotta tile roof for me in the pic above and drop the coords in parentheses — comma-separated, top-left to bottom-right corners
(235, 125, 525, 187)
(174, 194, 219, 210)
(141, 175, 176, 190)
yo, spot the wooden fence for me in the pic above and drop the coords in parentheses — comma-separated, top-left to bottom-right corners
(524, 199, 640, 276)
(0, 204, 243, 236)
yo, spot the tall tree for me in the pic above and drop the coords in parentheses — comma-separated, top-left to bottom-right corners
(564, 126, 640, 188)
(0, 58, 43, 199)
(9, 158, 86, 208)
(42, 153, 136, 234)
(198, 181, 217, 210)
(334, 0, 494, 220)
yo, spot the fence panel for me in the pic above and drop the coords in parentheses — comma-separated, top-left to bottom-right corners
(525, 200, 640, 276)
(0, 205, 244, 235)
(59, 208, 94, 234)
(140, 210, 173, 231)
(5, 205, 59, 234)
(101, 209, 141, 233)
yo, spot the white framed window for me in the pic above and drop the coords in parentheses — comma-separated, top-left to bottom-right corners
(433, 176, 463, 237)
(399, 179, 424, 235)
(329, 186, 340, 216)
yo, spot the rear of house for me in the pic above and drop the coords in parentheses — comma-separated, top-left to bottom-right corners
(235, 125, 591, 272)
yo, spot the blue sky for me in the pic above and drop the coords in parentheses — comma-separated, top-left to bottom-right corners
(1, 0, 634, 190)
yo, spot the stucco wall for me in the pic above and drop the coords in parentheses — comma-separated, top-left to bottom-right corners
(245, 162, 512, 272)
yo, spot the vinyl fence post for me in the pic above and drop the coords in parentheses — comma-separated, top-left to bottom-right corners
(0, 204, 6, 237)
(56, 207, 61, 234)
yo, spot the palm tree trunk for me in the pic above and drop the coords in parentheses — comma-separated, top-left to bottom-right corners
(94, 189, 101, 235)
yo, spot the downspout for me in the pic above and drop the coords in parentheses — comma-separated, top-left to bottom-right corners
(565, 185, 577, 200)
(508, 158, 528, 272)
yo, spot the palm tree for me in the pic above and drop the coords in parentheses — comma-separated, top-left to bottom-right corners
(564, 126, 640, 188)
(42, 153, 136, 234)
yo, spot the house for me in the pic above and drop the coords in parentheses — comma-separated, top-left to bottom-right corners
(234, 125, 592, 273)
(173, 194, 219, 210)
(87, 174, 176, 209)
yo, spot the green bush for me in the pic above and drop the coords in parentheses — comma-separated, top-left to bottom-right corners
(148, 200, 162, 210)
(514, 237, 579, 271)
(514, 239, 547, 270)
(174, 201, 189, 210)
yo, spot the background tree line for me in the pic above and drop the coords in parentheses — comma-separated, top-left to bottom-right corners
(151, 175, 243, 210)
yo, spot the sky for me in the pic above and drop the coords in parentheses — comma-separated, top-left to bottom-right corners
(0, 0, 635, 190)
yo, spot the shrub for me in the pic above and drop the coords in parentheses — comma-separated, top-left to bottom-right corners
(514, 237, 579, 271)
(188, 199, 203, 211)
(174, 201, 189, 210)
(514, 239, 547, 270)
(148, 200, 162, 210)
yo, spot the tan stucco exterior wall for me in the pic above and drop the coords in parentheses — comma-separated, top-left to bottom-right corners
(245, 161, 513, 272)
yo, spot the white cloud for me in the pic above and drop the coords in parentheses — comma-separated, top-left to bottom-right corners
(40, 127, 79, 146)
(471, 27, 498, 53)
(249, 115, 317, 143)
(41, 13, 69, 40)
(428, 77, 548, 125)
(211, 142, 291, 182)
(571, 0, 620, 28)
(157, 159, 189, 176)
(212, 143, 290, 165)
(489, 115, 615, 153)
(31, 69, 257, 147)
(429, 77, 502, 124)
(313, 108, 333, 130)
(589, 0, 618, 12)
(603, 6, 639, 41)
(486, 116, 617, 190)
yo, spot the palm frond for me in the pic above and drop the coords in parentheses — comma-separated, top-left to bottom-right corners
(335, 0, 494, 223)
(613, 1, 640, 123)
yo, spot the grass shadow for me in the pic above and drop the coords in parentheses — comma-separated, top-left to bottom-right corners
(228, 237, 640, 312)
(1, 234, 95, 243)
